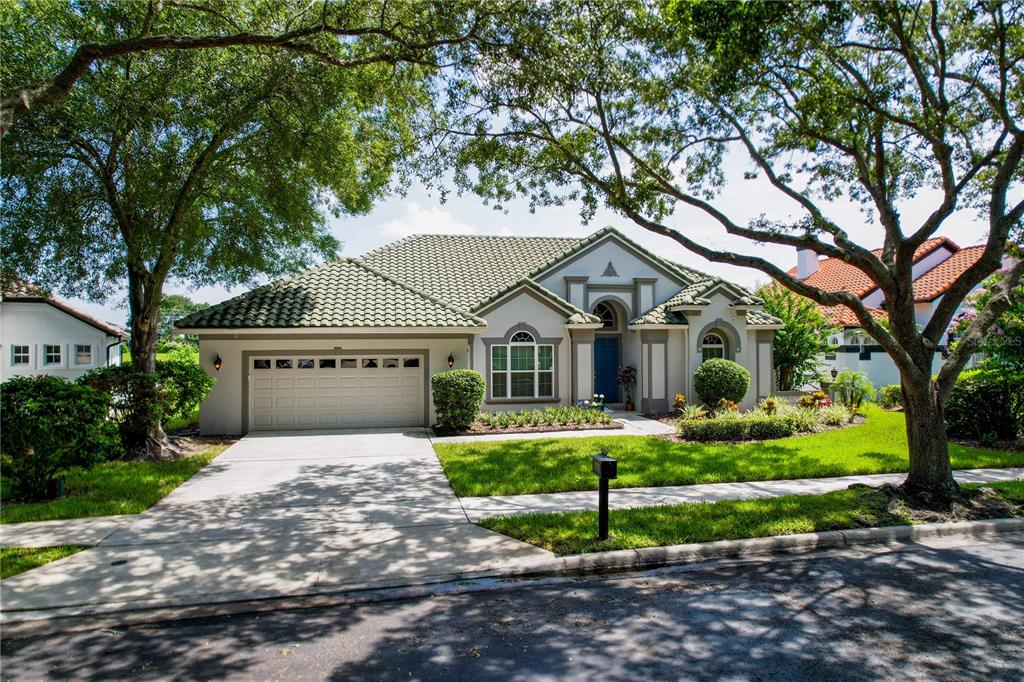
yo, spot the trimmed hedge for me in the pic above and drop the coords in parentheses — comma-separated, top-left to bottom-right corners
(877, 384, 902, 409)
(694, 359, 750, 405)
(945, 369, 1023, 442)
(678, 415, 798, 442)
(432, 369, 486, 433)
(0, 376, 120, 500)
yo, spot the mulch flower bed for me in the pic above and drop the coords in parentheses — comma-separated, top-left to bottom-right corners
(436, 420, 624, 437)
(656, 412, 867, 444)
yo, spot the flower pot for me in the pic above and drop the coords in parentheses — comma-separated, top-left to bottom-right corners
(624, 400, 634, 411)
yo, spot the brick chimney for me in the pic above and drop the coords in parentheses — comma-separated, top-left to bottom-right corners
(797, 248, 819, 279)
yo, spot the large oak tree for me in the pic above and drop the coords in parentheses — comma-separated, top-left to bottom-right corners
(1, 0, 486, 451)
(442, 0, 1023, 504)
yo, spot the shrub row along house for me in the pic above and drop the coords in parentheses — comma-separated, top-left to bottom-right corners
(790, 237, 993, 388)
(1, 282, 125, 380)
(175, 227, 782, 434)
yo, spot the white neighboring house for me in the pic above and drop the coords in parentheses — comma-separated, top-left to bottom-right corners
(1, 282, 126, 381)
(788, 237, 989, 389)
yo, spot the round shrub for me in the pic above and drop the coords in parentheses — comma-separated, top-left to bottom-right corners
(431, 369, 485, 433)
(0, 376, 120, 500)
(945, 369, 1023, 442)
(694, 359, 750, 406)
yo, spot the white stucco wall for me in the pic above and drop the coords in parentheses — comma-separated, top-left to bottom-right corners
(195, 334, 471, 434)
(1, 302, 121, 381)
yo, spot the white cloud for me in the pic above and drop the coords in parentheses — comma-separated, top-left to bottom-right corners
(378, 202, 481, 239)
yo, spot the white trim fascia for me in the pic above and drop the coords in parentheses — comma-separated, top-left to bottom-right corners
(627, 324, 688, 331)
(177, 326, 488, 336)
(667, 305, 709, 312)
(749, 324, 785, 331)
(566, 323, 604, 330)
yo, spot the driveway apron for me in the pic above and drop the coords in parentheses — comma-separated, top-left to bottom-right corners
(0, 429, 551, 615)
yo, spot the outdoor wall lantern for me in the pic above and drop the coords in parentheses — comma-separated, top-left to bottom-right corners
(830, 367, 838, 379)
(213, 354, 223, 371)
(448, 352, 455, 369)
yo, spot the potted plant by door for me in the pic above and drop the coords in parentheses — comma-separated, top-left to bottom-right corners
(617, 364, 637, 411)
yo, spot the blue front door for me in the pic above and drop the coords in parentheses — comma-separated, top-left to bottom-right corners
(594, 336, 620, 402)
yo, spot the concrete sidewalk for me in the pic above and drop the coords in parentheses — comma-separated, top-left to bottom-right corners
(459, 467, 1024, 521)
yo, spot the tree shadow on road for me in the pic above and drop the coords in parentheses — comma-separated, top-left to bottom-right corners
(3, 538, 1022, 680)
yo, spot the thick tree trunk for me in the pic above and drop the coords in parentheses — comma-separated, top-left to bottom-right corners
(126, 267, 172, 458)
(900, 373, 959, 507)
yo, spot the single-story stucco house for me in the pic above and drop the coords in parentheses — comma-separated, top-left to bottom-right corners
(176, 227, 782, 434)
(2, 281, 125, 381)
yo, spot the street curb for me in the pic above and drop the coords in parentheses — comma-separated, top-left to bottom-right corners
(3, 516, 1022, 637)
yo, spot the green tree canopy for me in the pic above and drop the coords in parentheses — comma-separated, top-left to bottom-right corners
(1, 0, 487, 453)
(442, 0, 1023, 503)
(756, 285, 838, 391)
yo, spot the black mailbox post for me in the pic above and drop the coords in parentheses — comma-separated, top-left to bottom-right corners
(592, 452, 618, 540)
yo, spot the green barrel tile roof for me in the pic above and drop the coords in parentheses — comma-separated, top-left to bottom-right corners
(357, 233, 584, 310)
(745, 309, 785, 327)
(473, 277, 602, 323)
(175, 258, 485, 329)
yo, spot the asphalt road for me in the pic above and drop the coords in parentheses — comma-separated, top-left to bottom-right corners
(3, 535, 1022, 681)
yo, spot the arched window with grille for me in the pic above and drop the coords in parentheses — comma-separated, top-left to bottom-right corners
(490, 330, 555, 398)
(594, 301, 617, 330)
(701, 332, 727, 362)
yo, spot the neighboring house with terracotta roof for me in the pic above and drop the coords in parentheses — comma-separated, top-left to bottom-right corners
(1, 282, 125, 381)
(176, 226, 782, 434)
(787, 237, 987, 388)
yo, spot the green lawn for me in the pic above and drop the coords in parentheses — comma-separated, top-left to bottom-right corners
(435, 406, 1024, 497)
(0, 444, 229, 524)
(1, 546, 87, 579)
(480, 481, 1024, 555)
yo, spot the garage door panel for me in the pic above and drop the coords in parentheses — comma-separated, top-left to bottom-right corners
(250, 354, 424, 430)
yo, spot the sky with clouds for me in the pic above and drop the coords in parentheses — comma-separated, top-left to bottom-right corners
(67, 149, 995, 329)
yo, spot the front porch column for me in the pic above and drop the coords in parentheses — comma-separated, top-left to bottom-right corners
(640, 330, 668, 413)
(571, 329, 595, 402)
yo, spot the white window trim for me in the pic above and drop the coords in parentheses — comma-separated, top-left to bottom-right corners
(10, 344, 32, 367)
(42, 343, 64, 367)
(73, 342, 94, 367)
(490, 334, 555, 399)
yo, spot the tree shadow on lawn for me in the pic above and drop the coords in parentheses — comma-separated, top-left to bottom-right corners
(3, 537, 1022, 680)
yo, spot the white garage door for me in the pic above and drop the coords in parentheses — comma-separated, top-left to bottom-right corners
(249, 354, 424, 430)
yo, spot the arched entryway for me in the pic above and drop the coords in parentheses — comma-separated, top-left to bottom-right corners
(592, 300, 625, 402)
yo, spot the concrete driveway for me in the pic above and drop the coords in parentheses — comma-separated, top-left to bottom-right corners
(0, 429, 551, 618)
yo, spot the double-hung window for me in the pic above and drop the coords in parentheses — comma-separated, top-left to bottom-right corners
(75, 344, 93, 365)
(490, 331, 554, 399)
